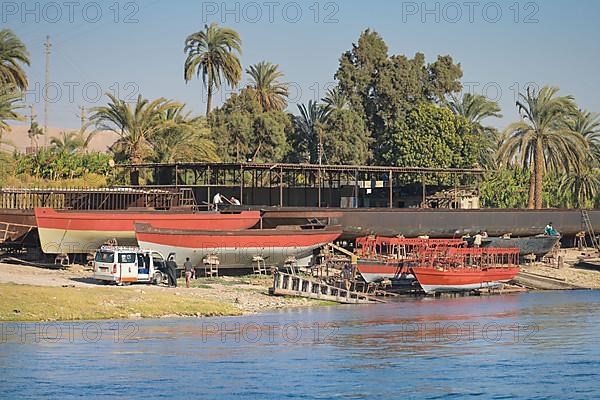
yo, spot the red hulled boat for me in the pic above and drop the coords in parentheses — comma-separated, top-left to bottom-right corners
(134, 223, 342, 269)
(35, 207, 261, 254)
(410, 247, 520, 294)
(355, 236, 466, 282)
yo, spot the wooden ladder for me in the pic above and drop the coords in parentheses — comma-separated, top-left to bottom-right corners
(581, 210, 599, 251)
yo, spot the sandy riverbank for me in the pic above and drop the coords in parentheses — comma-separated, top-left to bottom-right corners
(0, 262, 329, 322)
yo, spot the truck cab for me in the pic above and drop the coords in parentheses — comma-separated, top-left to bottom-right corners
(93, 246, 169, 285)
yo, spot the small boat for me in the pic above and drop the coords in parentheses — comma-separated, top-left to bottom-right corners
(410, 248, 520, 294)
(35, 207, 261, 254)
(355, 236, 465, 283)
(134, 223, 342, 269)
(480, 234, 560, 256)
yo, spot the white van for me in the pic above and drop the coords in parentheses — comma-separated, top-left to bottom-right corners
(93, 246, 169, 285)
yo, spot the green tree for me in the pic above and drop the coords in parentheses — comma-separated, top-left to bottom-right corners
(50, 131, 85, 153)
(89, 93, 176, 184)
(184, 23, 242, 115)
(498, 86, 585, 209)
(335, 29, 463, 164)
(209, 88, 292, 162)
(152, 105, 218, 163)
(0, 29, 30, 90)
(321, 108, 372, 165)
(480, 167, 529, 208)
(382, 103, 477, 169)
(293, 100, 331, 164)
(569, 109, 600, 163)
(27, 121, 43, 148)
(246, 61, 288, 111)
(0, 87, 24, 138)
(448, 93, 501, 169)
(322, 86, 349, 111)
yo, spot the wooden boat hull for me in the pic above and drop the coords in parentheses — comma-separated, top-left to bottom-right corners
(411, 267, 520, 294)
(134, 223, 342, 269)
(481, 235, 560, 256)
(357, 259, 415, 283)
(35, 208, 261, 254)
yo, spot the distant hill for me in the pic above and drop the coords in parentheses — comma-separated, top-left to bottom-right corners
(1, 125, 120, 153)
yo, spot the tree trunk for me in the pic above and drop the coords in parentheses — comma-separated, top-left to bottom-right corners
(130, 153, 141, 186)
(534, 139, 544, 209)
(527, 170, 535, 209)
(206, 83, 213, 116)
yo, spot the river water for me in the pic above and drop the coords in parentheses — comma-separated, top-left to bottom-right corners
(1, 290, 599, 399)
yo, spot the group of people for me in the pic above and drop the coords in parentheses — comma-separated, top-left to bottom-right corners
(165, 255, 195, 288)
(213, 193, 241, 210)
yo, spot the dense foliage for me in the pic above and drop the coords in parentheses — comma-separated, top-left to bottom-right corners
(0, 26, 598, 207)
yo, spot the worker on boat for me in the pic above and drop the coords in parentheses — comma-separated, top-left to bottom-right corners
(213, 192, 223, 210)
(230, 196, 241, 205)
(342, 263, 352, 290)
(166, 254, 178, 287)
(545, 222, 560, 236)
(473, 231, 483, 248)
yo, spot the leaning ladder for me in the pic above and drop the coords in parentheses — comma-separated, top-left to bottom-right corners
(581, 210, 599, 251)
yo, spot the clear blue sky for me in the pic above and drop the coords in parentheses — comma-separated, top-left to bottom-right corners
(5, 0, 600, 129)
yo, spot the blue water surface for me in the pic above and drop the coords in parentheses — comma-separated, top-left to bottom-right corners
(1, 290, 599, 399)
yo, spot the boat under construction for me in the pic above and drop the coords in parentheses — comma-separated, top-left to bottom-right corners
(0, 162, 598, 257)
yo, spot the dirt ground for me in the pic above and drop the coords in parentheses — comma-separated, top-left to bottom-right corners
(519, 248, 600, 289)
(0, 261, 324, 318)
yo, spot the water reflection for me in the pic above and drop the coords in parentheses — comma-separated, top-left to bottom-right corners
(1, 291, 599, 399)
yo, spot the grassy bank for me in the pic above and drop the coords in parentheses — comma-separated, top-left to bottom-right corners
(0, 283, 242, 322)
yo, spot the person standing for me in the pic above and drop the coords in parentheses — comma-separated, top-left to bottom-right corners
(184, 257, 193, 288)
(213, 193, 223, 210)
(473, 232, 483, 248)
(166, 254, 178, 287)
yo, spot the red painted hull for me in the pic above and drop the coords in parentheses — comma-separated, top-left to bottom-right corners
(411, 267, 520, 294)
(35, 207, 261, 231)
(34, 207, 261, 254)
(134, 223, 342, 268)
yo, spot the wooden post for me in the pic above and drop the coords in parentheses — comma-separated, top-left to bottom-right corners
(279, 167, 284, 207)
(389, 169, 393, 208)
(317, 168, 321, 208)
(239, 165, 244, 204)
(354, 170, 359, 208)
(421, 172, 426, 207)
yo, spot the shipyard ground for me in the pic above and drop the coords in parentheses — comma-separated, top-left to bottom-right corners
(0, 263, 330, 321)
(2, 248, 600, 322)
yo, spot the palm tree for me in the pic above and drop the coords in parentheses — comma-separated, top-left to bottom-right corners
(50, 131, 85, 153)
(89, 93, 175, 184)
(448, 93, 502, 169)
(0, 87, 24, 140)
(295, 101, 331, 164)
(184, 23, 242, 116)
(322, 86, 349, 111)
(27, 121, 43, 148)
(152, 104, 218, 163)
(559, 167, 600, 208)
(569, 109, 600, 163)
(246, 61, 288, 111)
(0, 29, 30, 90)
(498, 86, 585, 209)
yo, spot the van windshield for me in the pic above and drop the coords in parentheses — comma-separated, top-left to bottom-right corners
(95, 251, 114, 263)
(118, 253, 137, 263)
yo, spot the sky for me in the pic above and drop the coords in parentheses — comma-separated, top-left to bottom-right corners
(5, 0, 600, 130)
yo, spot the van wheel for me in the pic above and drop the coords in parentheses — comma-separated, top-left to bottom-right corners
(153, 272, 163, 285)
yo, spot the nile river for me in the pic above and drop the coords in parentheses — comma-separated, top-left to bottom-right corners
(1, 290, 599, 399)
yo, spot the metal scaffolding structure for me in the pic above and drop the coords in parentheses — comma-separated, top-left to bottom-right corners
(119, 162, 485, 209)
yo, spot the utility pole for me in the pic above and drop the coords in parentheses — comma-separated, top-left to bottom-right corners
(28, 105, 37, 148)
(43, 35, 51, 146)
(78, 106, 85, 129)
